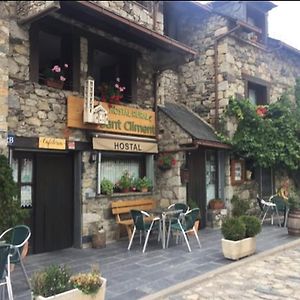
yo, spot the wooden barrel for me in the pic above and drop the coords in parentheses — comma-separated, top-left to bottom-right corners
(287, 209, 300, 236)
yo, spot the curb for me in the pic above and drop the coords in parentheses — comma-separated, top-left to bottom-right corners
(141, 238, 300, 300)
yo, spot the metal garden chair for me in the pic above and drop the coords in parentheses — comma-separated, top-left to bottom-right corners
(256, 195, 281, 227)
(128, 210, 161, 253)
(0, 244, 14, 300)
(166, 208, 202, 252)
(0, 225, 31, 289)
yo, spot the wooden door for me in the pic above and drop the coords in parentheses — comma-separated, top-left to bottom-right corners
(187, 148, 207, 228)
(34, 153, 73, 253)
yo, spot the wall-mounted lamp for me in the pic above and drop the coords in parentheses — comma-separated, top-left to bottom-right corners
(89, 151, 98, 163)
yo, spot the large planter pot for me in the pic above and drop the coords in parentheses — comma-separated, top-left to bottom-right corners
(287, 209, 300, 236)
(34, 277, 107, 300)
(222, 237, 256, 260)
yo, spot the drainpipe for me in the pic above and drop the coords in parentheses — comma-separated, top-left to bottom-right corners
(153, 70, 160, 140)
(214, 25, 240, 129)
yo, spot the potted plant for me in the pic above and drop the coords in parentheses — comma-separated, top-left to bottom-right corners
(100, 178, 114, 196)
(98, 77, 126, 105)
(287, 192, 300, 236)
(221, 215, 261, 260)
(118, 170, 133, 193)
(43, 63, 69, 89)
(136, 177, 152, 192)
(31, 264, 107, 300)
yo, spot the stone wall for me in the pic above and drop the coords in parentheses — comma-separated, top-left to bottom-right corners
(92, 1, 163, 34)
(157, 110, 192, 207)
(178, 14, 229, 125)
(16, 1, 163, 34)
(0, 2, 10, 154)
(157, 70, 179, 105)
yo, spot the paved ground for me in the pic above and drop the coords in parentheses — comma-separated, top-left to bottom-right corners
(12, 225, 299, 300)
(147, 243, 300, 300)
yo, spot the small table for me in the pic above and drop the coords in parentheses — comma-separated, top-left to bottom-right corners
(150, 208, 183, 249)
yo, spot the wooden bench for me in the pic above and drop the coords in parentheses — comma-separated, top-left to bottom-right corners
(111, 198, 157, 240)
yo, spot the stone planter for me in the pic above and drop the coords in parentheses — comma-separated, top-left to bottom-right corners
(221, 237, 256, 260)
(34, 277, 106, 300)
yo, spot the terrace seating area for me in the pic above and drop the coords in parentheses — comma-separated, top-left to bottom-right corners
(12, 225, 298, 300)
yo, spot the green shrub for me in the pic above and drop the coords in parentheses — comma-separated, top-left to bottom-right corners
(221, 217, 246, 241)
(0, 154, 27, 233)
(100, 178, 114, 196)
(31, 265, 72, 297)
(239, 215, 261, 237)
(231, 195, 250, 217)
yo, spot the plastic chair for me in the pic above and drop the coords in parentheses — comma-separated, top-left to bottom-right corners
(128, 210, 161, 253)
(256, 195, 281, 227)
(166, 208, 202, 252)
(270, 195, 288, 227)
(0, 244, 14, 300)
(0, 225, 31, 289)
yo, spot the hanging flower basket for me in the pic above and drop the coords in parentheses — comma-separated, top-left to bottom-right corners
(157, 153, 176, 171)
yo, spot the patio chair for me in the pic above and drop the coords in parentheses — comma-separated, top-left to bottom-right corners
(128, 210, 161, 253)
(166, 208, 202, 252)
(269, 195, 288, 227)
(0, 244, 14, 300)
(256, 195, 281, 227)
(0, 225, 31, 289)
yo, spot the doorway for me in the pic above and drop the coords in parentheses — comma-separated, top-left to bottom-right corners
(12, 151, 74, 254)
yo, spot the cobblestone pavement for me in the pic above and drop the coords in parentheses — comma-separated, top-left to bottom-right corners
(163, 245, 300, 300)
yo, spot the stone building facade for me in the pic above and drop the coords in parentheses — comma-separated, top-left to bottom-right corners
(1, 1, 300, 252)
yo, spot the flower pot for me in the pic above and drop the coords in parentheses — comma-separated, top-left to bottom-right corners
(92, 230, 106, 249)
(34, 277, 106, 300)
(209, 200, 225, 210)
(141, 187, 148, 193)
(221, 237, 256, 260)
(45, 79, 64, 89)
(122, 188, 130, 193)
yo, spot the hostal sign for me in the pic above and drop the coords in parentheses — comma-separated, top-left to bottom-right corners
(67, 96, 156, 137)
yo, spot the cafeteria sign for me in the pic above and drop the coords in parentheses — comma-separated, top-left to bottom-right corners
(67, 96, 156, 137)
(39, 137, 66, 150)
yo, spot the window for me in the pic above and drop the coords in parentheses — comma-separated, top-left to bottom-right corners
(97, 153, 154, 194)
(230, 159, 245, 185)
(30, 17, 80, 91)
(246, 4, 267, 43)
(11, 153, 34, 208)
(88, 45, 135, 103)
(247, 82, 268, 105)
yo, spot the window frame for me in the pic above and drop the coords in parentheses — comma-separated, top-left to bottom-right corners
(242, 73, 270, 105)
(29, 18, 80, 92)
(87, 39, 137, 104)
(96, 152, 146, 195)
(230, 159, 245, 185)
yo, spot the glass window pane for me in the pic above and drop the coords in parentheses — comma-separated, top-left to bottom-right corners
(100, 158, 140, 184)
(21, 185, 32, 207)
(11, 158, 18, 183)
(21, 158, 33, 183)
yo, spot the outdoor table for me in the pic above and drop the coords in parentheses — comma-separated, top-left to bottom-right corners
(150, 208, 183, 249)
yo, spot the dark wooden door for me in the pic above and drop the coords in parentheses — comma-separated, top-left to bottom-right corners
(34, 153, 73, 253)
(187, 148, 207, 228)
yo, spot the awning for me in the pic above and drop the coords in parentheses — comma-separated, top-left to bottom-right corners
(159, 102, 230, 149)
(58, 1, 197, 56)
